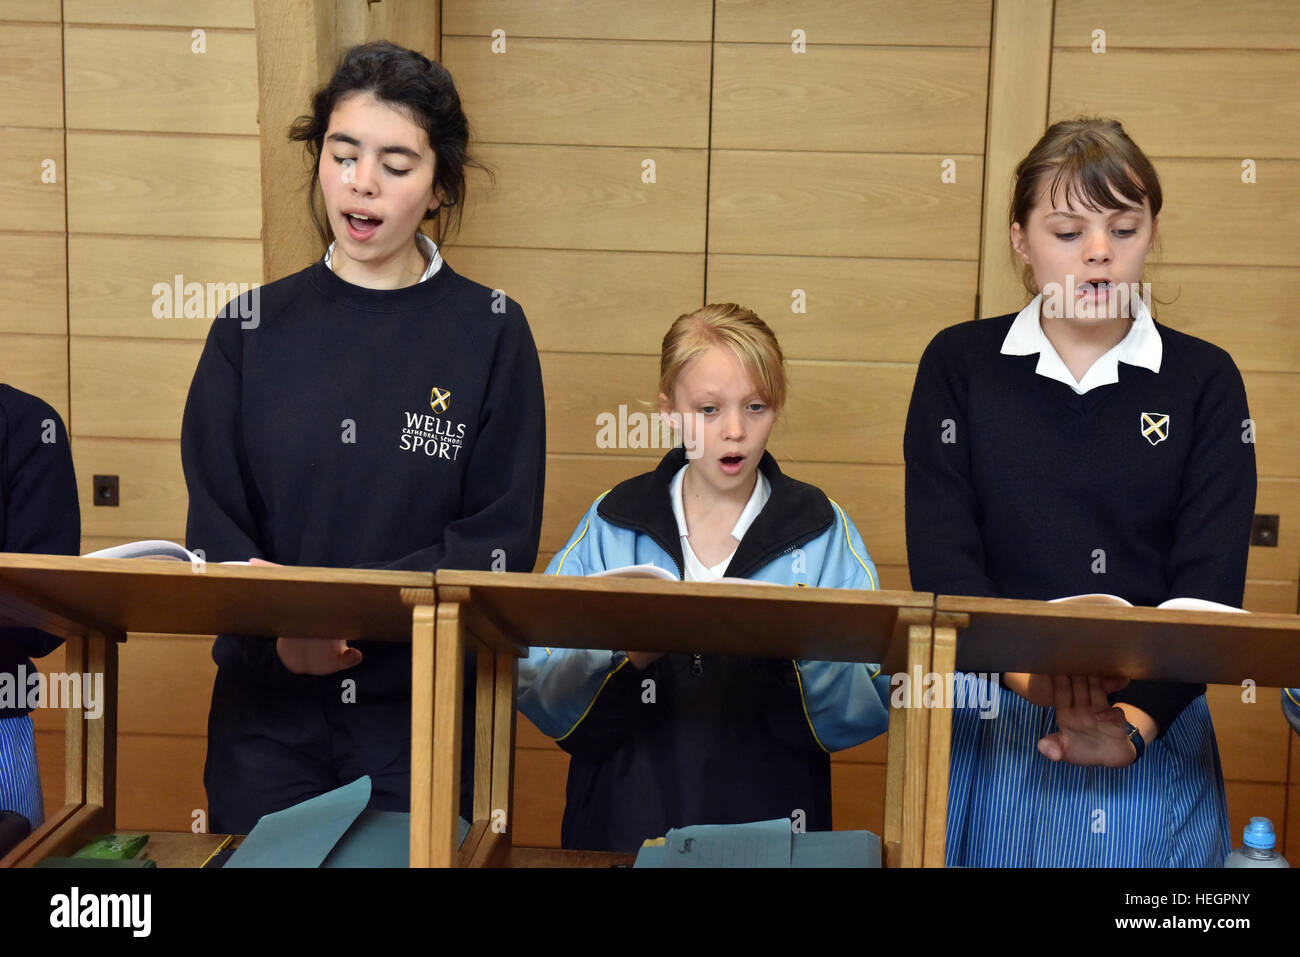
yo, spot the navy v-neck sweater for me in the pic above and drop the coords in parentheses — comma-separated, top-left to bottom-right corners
(904, 314, 1256, 734)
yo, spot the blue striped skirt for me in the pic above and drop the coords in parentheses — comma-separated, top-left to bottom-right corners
(0, 714, 45, 828)
(946, 675, 1230, 867)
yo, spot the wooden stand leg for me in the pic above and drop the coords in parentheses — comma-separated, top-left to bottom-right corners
(408, 604, 436, 867)
(3, 804, 113, 867)
(473, 642, 495, 824)
(0, 805, 79, 868)
(430, 602, 465, 867)
(883, 702, 906, 867)
(469, 648, 517, 867)
(492, 652, 517, 848)
(455, 637, 496, 866)
(902, 622, 932, 867)
(63, 634, 87, 807)
(0, 627, 121, 868)
(86, 634, 117, 828)
(923, 625, 957, 867)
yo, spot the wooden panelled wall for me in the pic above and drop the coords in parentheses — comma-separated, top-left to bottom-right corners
(2, 0, 1296, 858)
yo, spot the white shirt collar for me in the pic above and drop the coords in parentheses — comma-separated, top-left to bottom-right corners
(322, 231, 443, 283)
(1000, 291, 1161, 394)
(669, 464, 771, 580)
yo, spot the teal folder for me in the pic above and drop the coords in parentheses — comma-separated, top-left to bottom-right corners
(226, 775, 470, 868)
(633, 819, 880, 868)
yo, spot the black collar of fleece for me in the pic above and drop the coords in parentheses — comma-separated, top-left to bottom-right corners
(595, 446, 835, 580)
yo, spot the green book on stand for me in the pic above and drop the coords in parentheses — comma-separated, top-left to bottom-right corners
(36, 858, 157, 868)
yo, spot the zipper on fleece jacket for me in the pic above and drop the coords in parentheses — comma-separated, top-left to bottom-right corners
(668, 555, 704, 676)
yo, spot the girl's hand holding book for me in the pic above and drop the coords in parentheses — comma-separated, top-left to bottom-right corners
(1003, 672, 1146, 767)
(248, 557, 364, 675)
(1035, 675, 1141, 768)
(1003, 672, 1127, 707)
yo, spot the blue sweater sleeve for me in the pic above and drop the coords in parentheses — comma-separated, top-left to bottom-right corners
(516, 498, 638, 751)
(785, 502, 892, 752)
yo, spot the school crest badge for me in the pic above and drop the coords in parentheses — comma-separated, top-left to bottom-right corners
(1140, 412, 1169, 446)
(430, 387, 451, 414)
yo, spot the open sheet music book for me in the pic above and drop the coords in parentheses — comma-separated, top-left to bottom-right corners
(1050, 593, 1247, 613)
(83, 540, 251, 565)
(588, 563, 768, 586)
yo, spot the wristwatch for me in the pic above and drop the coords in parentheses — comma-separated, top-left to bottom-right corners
(1124, 721, 1146, 761)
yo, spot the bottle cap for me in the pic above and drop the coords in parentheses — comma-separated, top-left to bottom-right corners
(1243, 816, 1276, 850)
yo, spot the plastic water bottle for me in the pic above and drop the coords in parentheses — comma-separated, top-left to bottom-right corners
(1224, 817, 1290, 867)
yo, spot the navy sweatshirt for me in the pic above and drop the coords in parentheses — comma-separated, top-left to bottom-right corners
(0, 386, 80, 718)
(181, 258, 545, 698)
(904, 314, 1256, 736)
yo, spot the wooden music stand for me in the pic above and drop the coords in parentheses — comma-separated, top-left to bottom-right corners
(924, 596, 1300, 867)
(0, 553, 434, 868)
(423, 570, 935, 867)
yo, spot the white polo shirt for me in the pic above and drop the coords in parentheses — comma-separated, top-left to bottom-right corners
(1000, 291, 1162, 395)
(669, 464, 771, 582)
(322, 231, 443, 283)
